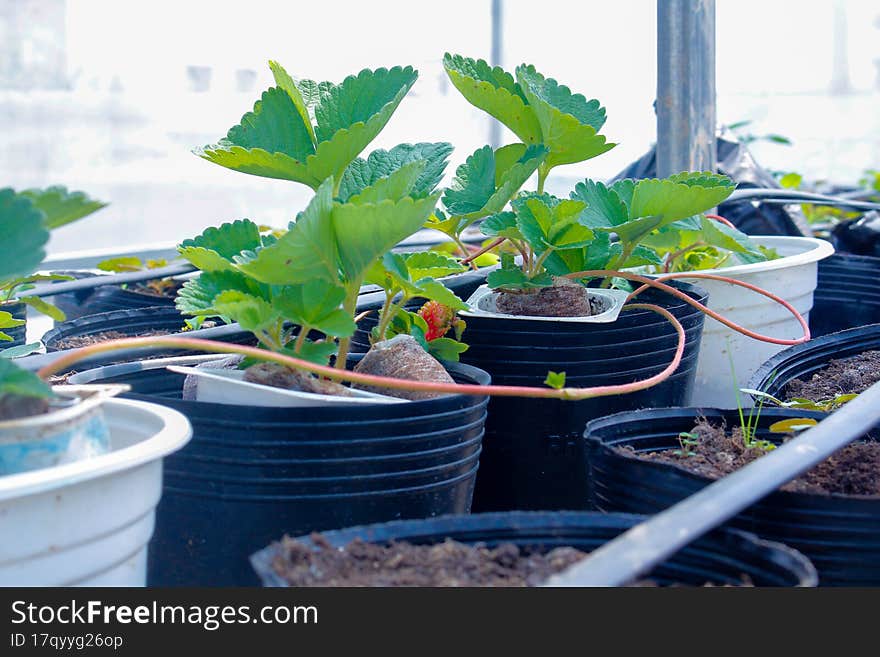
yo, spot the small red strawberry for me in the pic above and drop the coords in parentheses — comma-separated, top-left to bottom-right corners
(418, 301, 455, 341)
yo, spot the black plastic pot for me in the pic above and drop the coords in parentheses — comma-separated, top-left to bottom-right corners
(810, 253, 880, 337)
(749, 324, 880, 400)
(250, 511, 816, 587)
(0, 301, 27, 347)
(77, 282, 177, 315)
(42, 306, 188, 352)
(71, 357, 490, 586)
(585, 407, 880, 586)
(37, 270, 104, 322)
(460, 281, 708, 513)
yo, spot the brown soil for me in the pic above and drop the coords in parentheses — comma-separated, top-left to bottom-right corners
(243, 362, 352, 396)
(632, 419, 880, 497)
(270, 534, 751, 587)
(54, 329, 173, 350)
(272, 535, 586, 586)
(784, 350, 880, 400)
(0, 394, 49, 421)
(353, 334, 453, 400)
(495, 278, 599, 317)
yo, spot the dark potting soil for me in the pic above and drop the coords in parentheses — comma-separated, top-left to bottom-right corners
(495, 278, 600, 317)
(54, 328, 175, 350)
(272, 535, 585, 586)
(631, 419, 880, 497)
(784, 350, 880, 401)
(0, 394, 49, 421)
(243, 362, 353, 396)
(270, 534, 753, 587)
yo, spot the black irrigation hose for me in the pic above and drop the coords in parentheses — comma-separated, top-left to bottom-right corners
(727, 187, 880, 212)
(26, 262, 197, 298)
(546, 379, 880, 586)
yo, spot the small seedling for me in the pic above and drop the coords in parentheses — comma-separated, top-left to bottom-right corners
(673, 431, 700, 457)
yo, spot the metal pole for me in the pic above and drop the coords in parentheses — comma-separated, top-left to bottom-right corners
(489, 0, 503, 149)
(656, 0, 717, 176)
(546, 379, 880, 586)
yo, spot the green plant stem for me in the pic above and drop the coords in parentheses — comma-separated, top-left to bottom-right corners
(663, 241, 706, 273)
(452, 235, 479, 271)
(600, 245, 635, 288)
(529, 248, 555, 277)
(292, 325, 309, 354)
(537, 166, 548, 194)
(334, 285, 361, 370)
(375, 291, 403, 343)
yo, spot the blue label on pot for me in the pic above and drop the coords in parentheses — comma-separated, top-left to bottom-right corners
(0, 413, 110, 476)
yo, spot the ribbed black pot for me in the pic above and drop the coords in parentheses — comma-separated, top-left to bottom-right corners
(39, 270, 103, 322)
(70, 357, 490, 586)
(0, 301, 27, 347)
(78, 283, 177, 315)
(42, 306, 188, 352)
(585, 407, 880, 586)
(810, 253, 880, 337)
(460, 281, 708, 513)
(749, 324, 880, 400)
(250, 511, 816, 587)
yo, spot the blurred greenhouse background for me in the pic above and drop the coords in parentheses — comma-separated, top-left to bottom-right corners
(1, 0, 878, 254)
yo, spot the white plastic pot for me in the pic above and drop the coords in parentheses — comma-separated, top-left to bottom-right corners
(166, 365, 407, 407)
(461, 285, 629, 323)
(0, 385, 126, 476)
(679, 236, 834, 407)
(0, 398, 191, 586)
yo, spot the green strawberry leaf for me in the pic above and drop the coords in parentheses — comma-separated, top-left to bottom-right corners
(629, 172, 735, 224)
(268, 60, 317, 146)
(544, 371, 566, 389)
(426, 337, 468, 362)
(0, 359, 54, 399)
(481, 211, 524, 241)
(0, 189, 50, 281)
(516, 64, 615, 171)
(0, 342, 42, 359)
(210, 290, 280, 337)
(347, 160, 425, 204)
(699, 215, 760, 255)
(273, 280, 356, 338)
(236, 179, 339, 285)
(570, 179, 629, 228)
(176, 270, 266, 318)
(486, 267, 553, 291)
(412, 279, 469, 311)
(314, 66, 417, 140)
(338, 142, 453, 202)
(179, 219, 264, 274)
(282, 339, 338, 366)
(197, 65, 417, 190)
(443, 145, 495, 216)
(443, 144, 547, 223)
(18, 296, 65, 322)
(596, 215, 665, 245)
(402, 252, 466, 280)
(19, 186, 106, 230)
(332, 193, 440, 283)
(443, 54, 542, 144)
